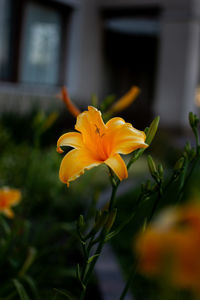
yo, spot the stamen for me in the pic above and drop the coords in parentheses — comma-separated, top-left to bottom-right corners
(95, 125, 101, 135)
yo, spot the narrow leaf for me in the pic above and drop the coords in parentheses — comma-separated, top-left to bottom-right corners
(12, 279, 30, 300)
(87, 254, 99, 264)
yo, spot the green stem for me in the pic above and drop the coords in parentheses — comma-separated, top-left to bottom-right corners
(80, 235, 95, 281)
(176, 159, 189, 203)
(79, 229, 106, 300)
(177, 156, 199, 203)
(79, 149, 147, 299)
(127, 149, 144, 170)
(109, 182, 119, 212)
(148, 184, 162, 223)
(80, 243, 89, 281)
(119, 261, 137, 300)
(79, 181, 119, 300)
(194, 128, 199, 148)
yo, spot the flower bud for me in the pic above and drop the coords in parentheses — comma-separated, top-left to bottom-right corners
(145, 116, 160, 146)
(147, 155, 157, 177)
(158, 163, 164, 179)
(174, 157, 184, 172)
(189, 112, 195, 128)
(77, 215, 85, 232)
(184, 142, 191, 153)
(108, 86, 140, 114)
(189, 112, 199, 128)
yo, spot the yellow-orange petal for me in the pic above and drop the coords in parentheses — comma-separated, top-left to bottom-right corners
(57, 132, 83, 153)
(0, 188, 21, 206)
(110, 123, 148, 155)
(75, 106, 106, 147)
(6, 190, 21, 206)
(106, 117, 126, 131)
(2, 207, 14, 218)
(59, 148, 102, 186)
(105, 154, 128, 181)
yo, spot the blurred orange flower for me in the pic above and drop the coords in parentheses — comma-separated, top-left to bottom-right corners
(57, 106, 147, 186)
(0, 187, 21, 218)
(135, 203, 200, 295)
(60, 87, 80, 117)
(108, 86, 140, 115)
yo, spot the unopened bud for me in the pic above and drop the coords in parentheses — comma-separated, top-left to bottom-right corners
(194, 115, 200, 127)
(158, 163, 164, 179)
(108, 86, 140, 114)
(185, 142, 191, 153)
(174, 157, 184, 172)
(77, 215, 85, 235)
(145, 116, 160, 146)
(189, 112, 199, 128)
(146, 180, 152, 191)
(147, 155, 157, 176)
(189, 112, 195, 128)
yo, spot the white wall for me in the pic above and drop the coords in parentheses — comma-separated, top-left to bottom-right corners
(66, 0, 104, 105)
(154, 4, 200, 127)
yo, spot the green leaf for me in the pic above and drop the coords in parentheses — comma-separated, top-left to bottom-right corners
(104, 231, 116, 242)
(53, 288, 74, 299)
(76, 264, 81, 282)
(18, 247, 37, 277)
(12, 279, 30, 300)
(87, 254, 99, 264)
(22, 275, 39, 300)
(0, 215, 11, 235)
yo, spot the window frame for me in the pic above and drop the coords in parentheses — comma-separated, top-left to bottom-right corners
(0, 0, 72, 86)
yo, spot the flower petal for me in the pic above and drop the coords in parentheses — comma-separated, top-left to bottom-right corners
(6, 190, 21, 206)
(2, 207, 14, 218)
(106, 117, 126, 131)
(75, 106, 106, 150)
(108, 122, 148, 155)
(0, 188, 21, 206)
(59, 149, 102, 186)
(105, 154, 128, 181)
(57, 132, 83, 153)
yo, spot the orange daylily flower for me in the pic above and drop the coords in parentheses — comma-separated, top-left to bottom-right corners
(135, 203, 200, 296)
(57, 106, 148, 186)
(0, 187, 21, 218)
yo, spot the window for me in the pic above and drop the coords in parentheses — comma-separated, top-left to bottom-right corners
(20, 2, 63, 85)
(0, 0, 72, 86)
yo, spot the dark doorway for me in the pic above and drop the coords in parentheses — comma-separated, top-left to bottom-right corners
(102, 7, 161, 127)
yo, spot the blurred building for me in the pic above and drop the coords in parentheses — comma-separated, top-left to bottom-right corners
(0, 0, 199, 128)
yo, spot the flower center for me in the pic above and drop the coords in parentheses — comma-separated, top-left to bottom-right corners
(92, 124, 109, 161)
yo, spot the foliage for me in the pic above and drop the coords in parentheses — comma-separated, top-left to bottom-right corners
(0, 103, 200, 300)
(0, 111, 106, 299)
